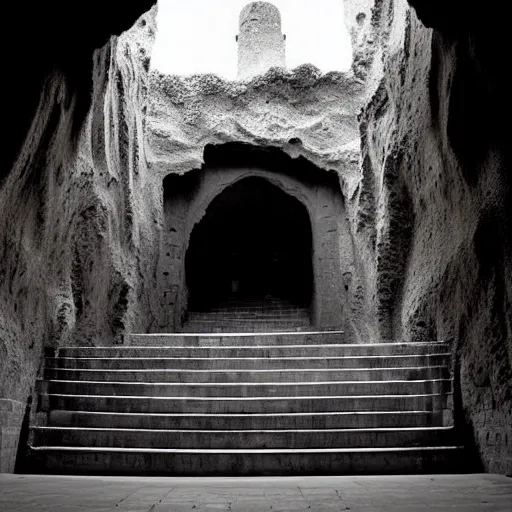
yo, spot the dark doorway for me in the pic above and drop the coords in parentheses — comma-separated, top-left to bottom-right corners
(186, 177, 313, 311)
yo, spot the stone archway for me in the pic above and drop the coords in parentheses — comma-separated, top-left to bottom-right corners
(160, 144, 352, 333)
(185, 176, 313, 312)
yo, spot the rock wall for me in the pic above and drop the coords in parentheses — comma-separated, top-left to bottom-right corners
(351, 0, 511, 474)
(343, 0, 382, 83)
(0, 3, 158, 472)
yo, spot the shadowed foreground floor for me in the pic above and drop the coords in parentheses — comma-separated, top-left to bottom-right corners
(0, 474, 511, 511)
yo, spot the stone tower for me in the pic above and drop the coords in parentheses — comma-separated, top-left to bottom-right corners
(237, 2, 286, 80)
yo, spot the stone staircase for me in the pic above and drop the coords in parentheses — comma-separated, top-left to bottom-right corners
(183, 297, 311, 332)
(26, 328, 468, 475)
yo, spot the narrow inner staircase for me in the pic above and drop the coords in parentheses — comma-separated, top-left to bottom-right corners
(27, 308, 467, 475)
(183, 297, 311, 332)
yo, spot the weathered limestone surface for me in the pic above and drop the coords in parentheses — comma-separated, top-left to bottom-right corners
(148, 65, 364, 176)
(343, 0, 383, 83)
(347, 0, 511, 474)
(0, 4, 159, 471)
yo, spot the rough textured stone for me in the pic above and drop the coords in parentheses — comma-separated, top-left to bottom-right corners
(160, 149, 352, 333)
(343, 0, 384, 83)
(1, 1, 157, 183)
(350, 0, 512, 474)
(0, 3, 159, 471)
(0, 400, 25, 473)
(148, 65, 364, 175)
(147, 66, 368, 338)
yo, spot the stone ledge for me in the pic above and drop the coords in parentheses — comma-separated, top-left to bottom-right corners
(0, 398, 25, 473)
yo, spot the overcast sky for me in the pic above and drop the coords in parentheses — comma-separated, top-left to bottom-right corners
(151, 0, 353, 79)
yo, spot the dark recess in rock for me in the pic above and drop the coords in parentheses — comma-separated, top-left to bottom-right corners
(1, 0, 156, 182)
(203, 142, 340, 189)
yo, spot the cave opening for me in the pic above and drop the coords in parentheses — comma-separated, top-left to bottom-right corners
(185, 176, 313, 312)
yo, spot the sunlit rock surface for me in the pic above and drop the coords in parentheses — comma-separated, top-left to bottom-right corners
(148, 65, 364, 176)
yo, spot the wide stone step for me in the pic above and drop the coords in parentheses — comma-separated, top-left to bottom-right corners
(206, 311, 308, 317)
(187, 316, 311, 326)
(27, 446, 467, 476)
(29, 327, 462, 476)
(184, 318, 310, 325)
(182, 323, 311, 333)
(46, 354, 451, 370)
(194, 305, 307, 312)
(48, 410, 441, 430)
(31, 426, 455, 450)
(42, 379, 451, 398)
(47, 393, 451, 414)
(44, 366, 449, 383)
(205, 305, 310, 318)
(125, 332, 346, 346)
(188, 312, 310, 320)
(186, 318, 310, 325)
(56, 342, 451, 359)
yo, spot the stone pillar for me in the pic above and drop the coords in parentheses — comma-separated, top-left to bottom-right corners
(0, 399, 25, 473)
(237, 2, 286, 80)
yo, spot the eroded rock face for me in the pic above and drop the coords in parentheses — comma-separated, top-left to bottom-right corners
(0, 3, 158, 470)
(343, 0, 383, 82)
(148, 65, 364, 175)
(353, 0, 511, 473)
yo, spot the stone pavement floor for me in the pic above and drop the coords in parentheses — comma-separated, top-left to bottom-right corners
(0, 474, 511, 511)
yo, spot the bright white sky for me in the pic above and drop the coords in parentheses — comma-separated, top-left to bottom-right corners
(151, 0, 353, 79)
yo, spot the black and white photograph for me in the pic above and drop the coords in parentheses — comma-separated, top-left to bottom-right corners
(0, 1, 510, 510)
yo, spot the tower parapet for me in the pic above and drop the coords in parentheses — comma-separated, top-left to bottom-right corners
(237, 2, 286, 80)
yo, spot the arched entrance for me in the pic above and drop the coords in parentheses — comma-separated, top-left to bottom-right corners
(185, 177, 313, 312)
